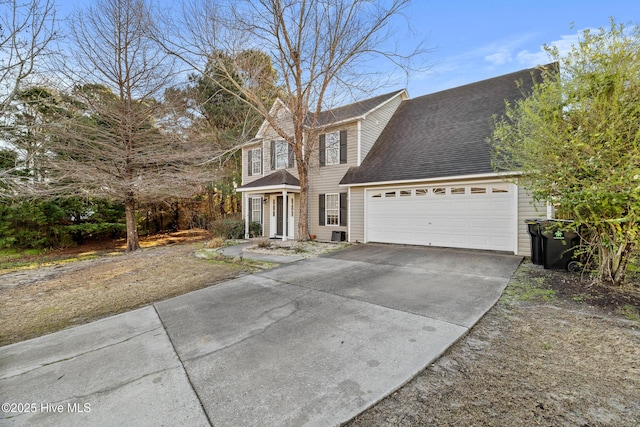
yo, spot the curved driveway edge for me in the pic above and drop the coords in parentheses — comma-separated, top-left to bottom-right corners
(1, 244, 522, 426)
(0, 306, 209, 426)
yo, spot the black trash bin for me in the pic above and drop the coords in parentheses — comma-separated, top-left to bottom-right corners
(525, 219, 544, 265)
(540, 220, 580, 270)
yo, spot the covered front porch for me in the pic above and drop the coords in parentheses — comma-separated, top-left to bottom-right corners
(237, 170, 301, 241)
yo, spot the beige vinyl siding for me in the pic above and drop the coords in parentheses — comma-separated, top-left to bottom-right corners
(308, 124, 358, 241)
(241, 142, 300, 187)
(517, 184, 546, 256)
(241, 142, 265, 186)
(269, 104, 296, 137)
(348, 187, 365, 242)
(241, 122, 299, 240)
(359, 93, 406, 164)
(257, 101, 295, 139)
(243, 104, 299, 186)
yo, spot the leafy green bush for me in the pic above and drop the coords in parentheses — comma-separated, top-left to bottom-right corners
(249, 221, 262, 238)
(56, 222, 126, 244)
(0, 197, 126, 249)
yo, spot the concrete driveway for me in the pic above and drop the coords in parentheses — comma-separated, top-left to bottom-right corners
(1, 244, 521, 426)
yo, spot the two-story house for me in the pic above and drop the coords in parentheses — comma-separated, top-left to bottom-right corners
(237, 64, 552, 256)
(237, 89, 407, 242)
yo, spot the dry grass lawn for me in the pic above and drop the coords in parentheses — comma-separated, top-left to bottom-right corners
(0, 231, 269, 346)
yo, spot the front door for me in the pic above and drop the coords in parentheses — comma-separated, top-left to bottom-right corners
(276, 196, 286, 236)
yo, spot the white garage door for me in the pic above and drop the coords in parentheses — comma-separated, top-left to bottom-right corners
(365, 183, 516, 252)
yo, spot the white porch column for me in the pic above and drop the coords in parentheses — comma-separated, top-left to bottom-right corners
(244, 193, 250, 239)
(282, 190, 288, 241)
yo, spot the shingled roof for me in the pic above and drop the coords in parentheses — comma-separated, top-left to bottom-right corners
(238, 169, 300, 190)
(311, 89, 406, 127)
(340, 64, 554, 185)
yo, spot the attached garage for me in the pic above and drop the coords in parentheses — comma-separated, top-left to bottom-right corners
(337, 65, 549, 256)
(365, 182, 516, 252)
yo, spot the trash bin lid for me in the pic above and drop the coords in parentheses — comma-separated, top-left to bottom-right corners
(525, 218, 545, 223)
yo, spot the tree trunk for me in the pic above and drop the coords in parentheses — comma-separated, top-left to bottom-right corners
(292, 123, 310, 242)
(604, 241, 632, 286)
(596, 229, 633, 286)
(297, 166, 309, 241)
(125, 195, 140, 252)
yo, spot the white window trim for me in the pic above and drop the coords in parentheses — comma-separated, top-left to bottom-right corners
(325, 131, 340, 166)
(325, 193, 340, 226)
(251, 197, 262, 224)
(289, 195, 295, 237)
(275, 140, 288, 170)
(251, 148, 262, 175)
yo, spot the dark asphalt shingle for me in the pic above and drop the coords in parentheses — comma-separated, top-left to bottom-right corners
(311, 90, 406, 127)
(340, 64, 554, 185)
(238, 170, 300, 190)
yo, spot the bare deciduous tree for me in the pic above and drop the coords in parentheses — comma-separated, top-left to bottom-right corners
(37, 0, 219, 252)
(161, 0, 428, 240)
(0, 0, 57, 114)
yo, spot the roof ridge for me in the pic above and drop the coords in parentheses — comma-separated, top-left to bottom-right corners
(409, 63, 557, 101)
(321, 89, 406, 115)
(309, 89, 406, 127)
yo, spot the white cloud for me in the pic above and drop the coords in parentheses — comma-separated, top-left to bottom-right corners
(515, 32, 585, 66)
(413, 30, 590, 95)
(483, 31, 586, 68)
(485, 49, 513, 65)
(515, 49, 549, 66)
(480, 34, 537, 66)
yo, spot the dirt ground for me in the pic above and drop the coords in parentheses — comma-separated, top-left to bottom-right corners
(347, 263, 640, 427)
(0, 231, 270, 346)
(1, 235, 639, 425)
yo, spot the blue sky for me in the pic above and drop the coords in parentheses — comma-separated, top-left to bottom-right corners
(403, 0, 640, 96)
(55, 0, 639, 98)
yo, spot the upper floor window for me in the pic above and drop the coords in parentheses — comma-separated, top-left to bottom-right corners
(319, 130, 347, 166)
(251, 148, 262, 175)
(271, 140, 292, 170)
(247, 147, 262, 177)
(275, 141, 288, 169)
(325, 131, 340, 165)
